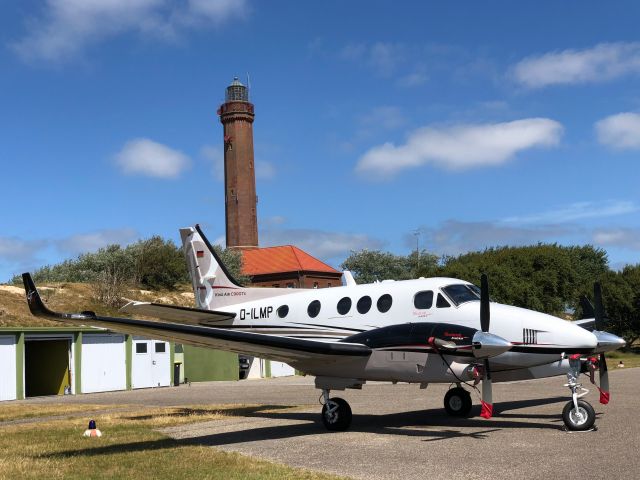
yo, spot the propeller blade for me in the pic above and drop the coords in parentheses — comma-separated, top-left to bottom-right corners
(594, 282, 605, 331)
(480, 358, 493, 419)
(599, 352, 610, 404)
(480, 274, 490, 333)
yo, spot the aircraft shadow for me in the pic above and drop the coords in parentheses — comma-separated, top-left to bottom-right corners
(43, 396, 585, 457)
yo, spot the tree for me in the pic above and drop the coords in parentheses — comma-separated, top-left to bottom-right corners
(341, 250, 413, 284)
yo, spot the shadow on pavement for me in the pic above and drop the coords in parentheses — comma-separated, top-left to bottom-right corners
(43, 395, 580, 458)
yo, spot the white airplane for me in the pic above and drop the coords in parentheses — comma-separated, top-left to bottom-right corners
(22, 224, 626, 432)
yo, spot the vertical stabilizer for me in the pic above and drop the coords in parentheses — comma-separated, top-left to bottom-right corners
(180, 225, 291, 309)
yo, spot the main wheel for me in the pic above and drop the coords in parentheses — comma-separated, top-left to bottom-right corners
(321, 397, 352, 431)
(444, 387, 472, 417)
(562, 400, 596, 431)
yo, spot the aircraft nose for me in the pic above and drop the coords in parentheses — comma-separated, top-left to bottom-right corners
(593, 331, 626, 353)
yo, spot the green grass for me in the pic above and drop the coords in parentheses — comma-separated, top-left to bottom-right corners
(0, 404, 347, 480)
(605, 350, 640, 369)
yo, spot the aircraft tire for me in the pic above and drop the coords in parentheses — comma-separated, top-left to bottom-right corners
(322, 397, 352, 431)
(562, 400, 596, 431)
(444, 387, 472, 417)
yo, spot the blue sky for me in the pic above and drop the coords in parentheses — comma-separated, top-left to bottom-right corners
(2, 0, 640, 281)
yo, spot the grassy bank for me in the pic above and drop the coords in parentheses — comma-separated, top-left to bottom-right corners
(0, 404, 346, 480)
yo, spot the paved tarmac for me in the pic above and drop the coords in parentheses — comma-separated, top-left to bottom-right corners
(15, 369, 640, 480)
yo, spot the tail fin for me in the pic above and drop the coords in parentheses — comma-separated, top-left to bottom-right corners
(180, 225, 290, 309)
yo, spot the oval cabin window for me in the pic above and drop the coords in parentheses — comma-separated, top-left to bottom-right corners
(307, 300, 321, 318)
(377, 294, 393, 313)
(277, 305, 289, 318)
(337, 297, 352, 315)
(357, 296, 372, 314)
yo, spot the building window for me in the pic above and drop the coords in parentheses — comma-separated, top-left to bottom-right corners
(357, 296, 372, 314)
(337, 297, 352, 315)
(328, 283, 332, 287)
(135, 343, 147, 354)
(155, 343, 166, 353)
(414, 291, 434, 309)
(307, 300, 321, 318)
(313, 282, 319, 289)
(286, 283, 295, 288)
(377, 294, 393, 313)
(436, 293, 451, 308)
(277, 305, 289, 318)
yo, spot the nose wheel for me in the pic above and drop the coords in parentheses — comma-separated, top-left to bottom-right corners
(320, 390, 352, 431)
(562, 355, 597, 431)
(444, 386, 473, 417)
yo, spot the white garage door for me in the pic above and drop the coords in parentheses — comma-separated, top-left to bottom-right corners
(270, 360, 295, 377)
(0, 336, 17, 401)
(82, 334, 126, 393)
(131, 338, 170, 389)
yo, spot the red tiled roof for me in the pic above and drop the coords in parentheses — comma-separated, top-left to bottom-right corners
(241, 245, 340, 276)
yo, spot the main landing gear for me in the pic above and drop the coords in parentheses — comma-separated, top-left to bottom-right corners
(320, 389, 352, 431)
(562, 356, 596, 431)
(443, 385, 473, 417)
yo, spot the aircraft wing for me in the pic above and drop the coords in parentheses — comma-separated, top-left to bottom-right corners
(21, 274, 371, 363)
(120, 301, 236, 326)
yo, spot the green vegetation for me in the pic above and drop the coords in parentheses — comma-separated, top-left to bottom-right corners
(0, 404, 345, 480)
(342, 244, 640, 347)
(10, 236, 249, 291)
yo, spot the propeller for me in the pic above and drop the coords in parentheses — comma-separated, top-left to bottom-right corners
(479, 274, 493, 419)
(593, 282, 610, 404)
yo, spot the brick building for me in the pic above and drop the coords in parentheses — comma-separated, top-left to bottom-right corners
(218, 77, 342, 288)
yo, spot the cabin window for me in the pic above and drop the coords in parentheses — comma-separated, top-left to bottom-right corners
(377, 294, 393, 313)
(414, 291, 434, 309)
(337, 297, 352, 315)
(155, 343, 166, 353)
(442, 284, 480, 306)
(357, 296, 372, 314)
(307, 300, 321, 318)
(277, 305, 289, 318)
(436, 293, 451, 308)
(135, 343, 147, 354)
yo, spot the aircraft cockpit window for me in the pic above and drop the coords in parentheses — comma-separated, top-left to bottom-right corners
(442, 284, 480, 306)
(337, 297, 352, 315)
(277, 305, 289, 318)
(357, 296, 372, 314)
(377, 294, 393, 313)
(307, 300, 321, 318)
(436, 293, 451, 308)
(414, 290, 434, 309)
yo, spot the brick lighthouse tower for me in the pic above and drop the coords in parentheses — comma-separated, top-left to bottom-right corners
(218, 77, 258, 248)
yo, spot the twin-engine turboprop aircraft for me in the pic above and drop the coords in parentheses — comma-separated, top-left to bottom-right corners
(22, 224, 626, 431)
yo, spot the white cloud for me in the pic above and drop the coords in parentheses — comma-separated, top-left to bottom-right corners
(115, 138, 191, 178)
(338, 41, 405, 77)
(397, 71, 428, 87)
(512, 42, 640, 88)
(261, 228, 385, 262)
(595, 112, 640, 149)
(420, 220, 570, 257)
(592, 228, 640, 251)
(502, 200, 638, 225)
(0, 237, 47, 264)
(356, 118, 563, 178)
(11, 0, 249, 63)
(56, 228, 139, 255)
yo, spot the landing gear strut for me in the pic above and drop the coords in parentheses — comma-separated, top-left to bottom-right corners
(320, 389, 352, 431)
(444, 385, 473, 417)
(563, 356, 596, 431)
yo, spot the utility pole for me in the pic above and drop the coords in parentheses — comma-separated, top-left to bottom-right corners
(413, 229, 420, 273)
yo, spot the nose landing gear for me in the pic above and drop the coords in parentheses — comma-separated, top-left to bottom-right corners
(563, 355, 596, 431)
